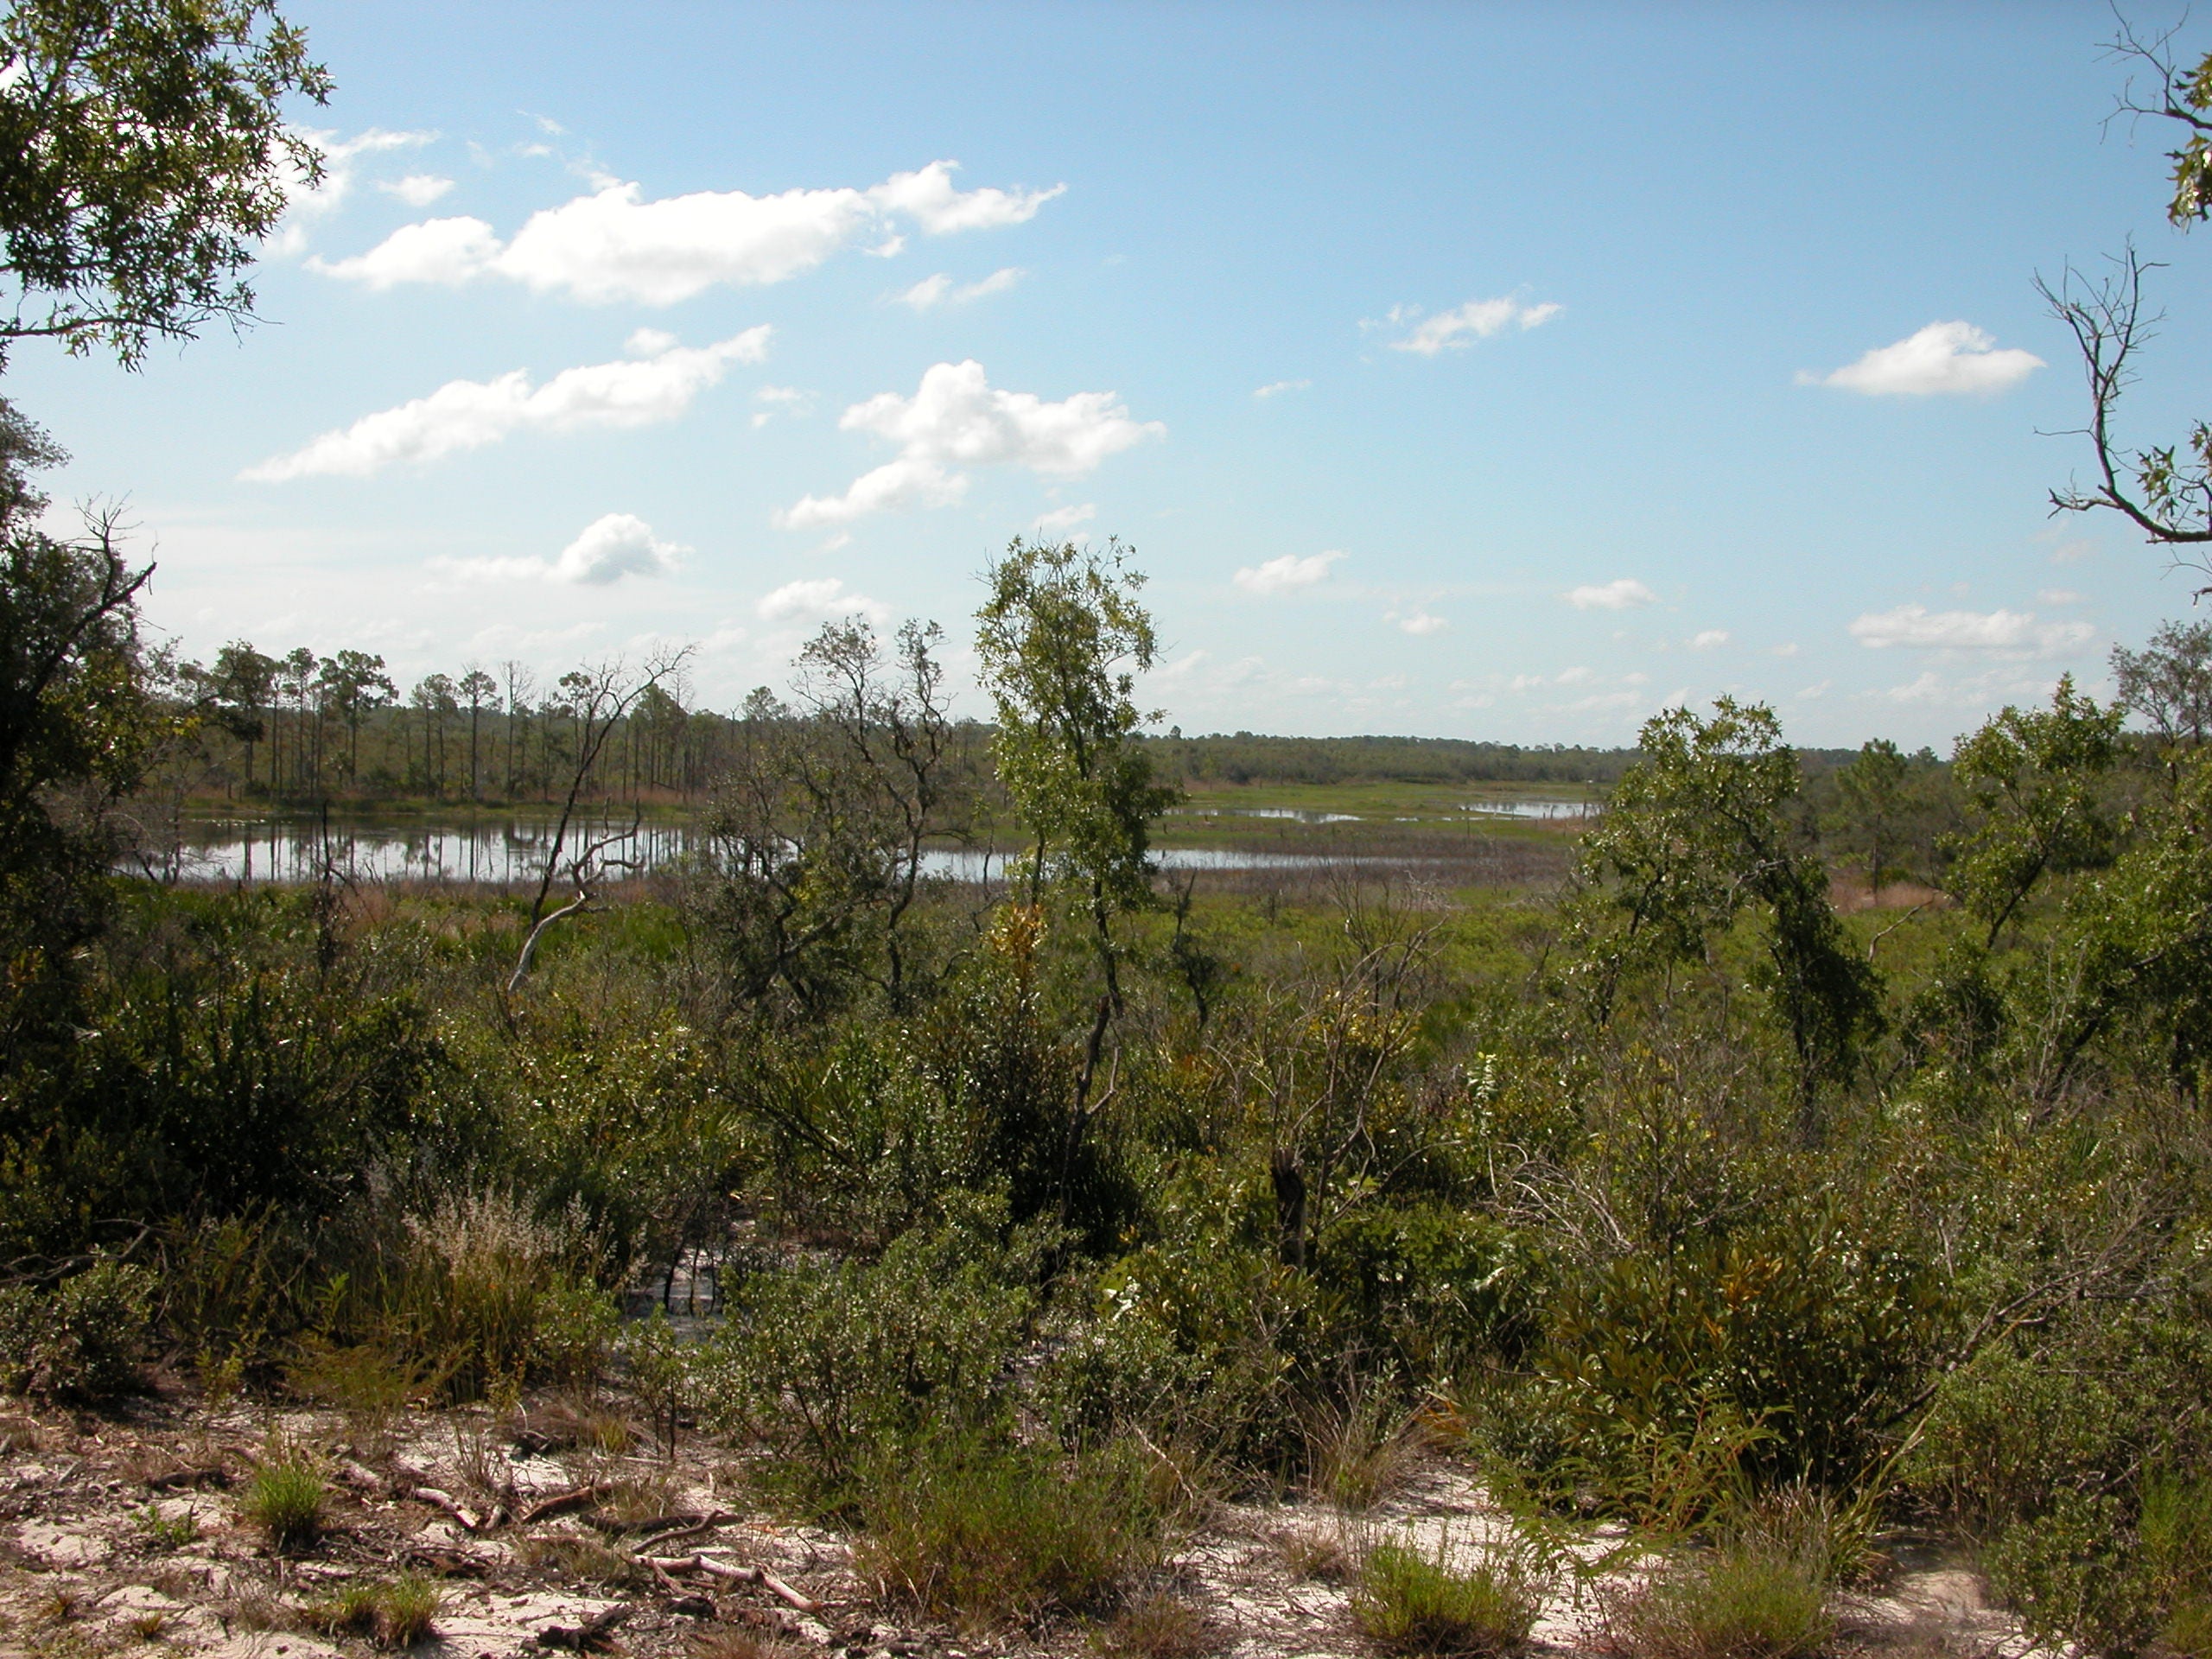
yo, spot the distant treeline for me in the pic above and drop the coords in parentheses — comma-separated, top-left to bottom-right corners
(165, 638, 2030, 812)
(168, 641, 998, 810)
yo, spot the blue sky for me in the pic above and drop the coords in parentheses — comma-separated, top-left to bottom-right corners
(11, 0, 2211, 747)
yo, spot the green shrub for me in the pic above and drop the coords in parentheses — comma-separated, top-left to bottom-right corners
(1351, 1538, 1543, 1656)
(1604, 1541, 1834, 1659)
(0, 1254, 155, 1402)
(1533, 1201, 1943, 1496)
(0, 1284, 35, 1392)
(695, 1202, 1045, 1504)
(852, 1433, 1161, 1629)
(1910, 1309, 2212, 1657)
(240, 1444, 326, 1554)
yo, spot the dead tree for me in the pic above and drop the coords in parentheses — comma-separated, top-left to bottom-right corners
(506, 649, 690, 995)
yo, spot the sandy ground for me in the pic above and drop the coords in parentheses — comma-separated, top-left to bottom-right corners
(0, 1391, 2045, 1659)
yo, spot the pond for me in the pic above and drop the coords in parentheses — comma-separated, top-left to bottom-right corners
(1166, 805, 1366, 823)
(1456, 798, 1601, 820)
(166, 817, 1432, 887)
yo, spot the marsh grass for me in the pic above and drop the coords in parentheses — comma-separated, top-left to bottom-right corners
(1351, 1538, 1544, 1656)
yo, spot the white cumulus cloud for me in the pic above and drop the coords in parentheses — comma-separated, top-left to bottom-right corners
(308, 215, 503, 287)
(243, 328, 771, 480)
(778, 457, 968, 530)
(1254, 378, 1311, 399)
(1847, 603, 2094, 655)
(1688, 628, 1730, 650)
(1398, 612, 1449, 636)
(1802, 321, 2044, 397)
(432, 512, 688, 586)
(779, 360, 1162, 530)
(898, 266, 1025, 309)
(313, 161, 1062, 305)
(1234, 550, 1344, 595)
(1383, 296, 1560, 356)
(1033, 502, 1097, 537)
(379, 173, 454, 207)
(1565, 578, 1658, 611)
(756, 576, 889, 628)
(550, 513, 687, 583)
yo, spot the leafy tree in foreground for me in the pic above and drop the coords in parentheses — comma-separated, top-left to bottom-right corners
(976, 537, 1178, 1000)
(0, 0, 328, 365)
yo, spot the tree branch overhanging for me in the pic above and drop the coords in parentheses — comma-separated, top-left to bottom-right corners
(2040, 248, 2212, 594)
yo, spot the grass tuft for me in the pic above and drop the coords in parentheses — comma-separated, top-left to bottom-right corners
(1304, 1390, 1430, 1512)
(1093, 1589, 1224, 1658)
(1276, 1525, 1357, 1583)
(238, 1444, 325, 1554)
(855, 1435, 1161, 1629)
(1603, 1540, 1834, 1659)
(1351, 1538, 1543, 1656)
(306, 1574, 442, 1649)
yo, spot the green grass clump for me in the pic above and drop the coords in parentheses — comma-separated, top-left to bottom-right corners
(855, 1435, 1160, 1629)
(1351, 1540, 1542, 1656)
(239, 1447, 325, 1554)
(308, 1575, 441, 1648)
(1605, 1541, 1834, 1659)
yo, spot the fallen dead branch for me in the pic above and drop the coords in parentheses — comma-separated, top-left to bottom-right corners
(410, 1484, 505, 1533)
(640, 1554, 822, 1612)
(515, 1484, 613, 1525)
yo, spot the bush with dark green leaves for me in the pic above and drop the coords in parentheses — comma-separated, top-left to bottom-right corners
(1531, 1200, 1946, 1496)
(694, 1199, 1047, 1506)
(0, 1253, 155, 1402)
